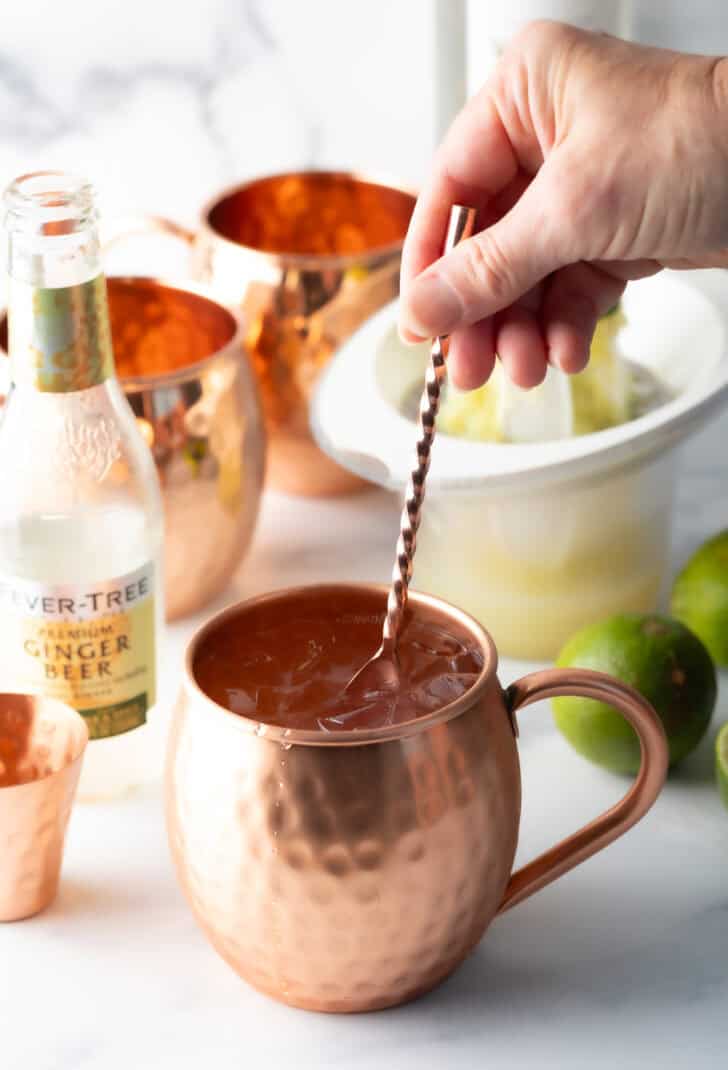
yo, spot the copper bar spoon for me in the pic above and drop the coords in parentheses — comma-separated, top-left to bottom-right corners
(346, 203, 478, 694)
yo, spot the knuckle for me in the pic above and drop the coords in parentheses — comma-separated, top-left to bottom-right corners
(512, 18, 577, 55)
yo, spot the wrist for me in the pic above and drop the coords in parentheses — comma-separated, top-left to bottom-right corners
(668, 52, 728, 262)
(700, 55, 728, 257)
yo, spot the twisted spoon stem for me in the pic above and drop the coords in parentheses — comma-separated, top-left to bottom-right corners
(382, 203, 477, 653)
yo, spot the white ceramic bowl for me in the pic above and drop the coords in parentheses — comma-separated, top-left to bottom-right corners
(311, 271, 728, 659)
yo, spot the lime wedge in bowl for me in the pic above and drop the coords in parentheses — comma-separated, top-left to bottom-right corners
(437, 365, 503, 441)
(570, 304, 631, 434)
(439, 360, 574, 443)
(496, 362, 573, 442)
(437, 304, 629, 444)
(716, 722, 728, 809)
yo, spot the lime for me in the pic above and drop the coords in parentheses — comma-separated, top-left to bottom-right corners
(439, 362, 503, 441)
(670, 530, 728, 667)
(716, 723, 728, 809)
(438, 304, 630, 442)
(553, 613, 717, 774)
(570, 303, 630, 435)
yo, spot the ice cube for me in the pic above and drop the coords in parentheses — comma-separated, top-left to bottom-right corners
(417, 672, 479, 711)
(318, 684, 399, 731)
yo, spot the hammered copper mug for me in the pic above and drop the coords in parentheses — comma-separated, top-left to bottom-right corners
(0, 693, 88, 922)
(1, 276, 266, 621)
(166, 584, 668, 1013)
(111, 172, 416, 496)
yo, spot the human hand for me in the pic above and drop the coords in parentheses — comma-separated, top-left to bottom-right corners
(399, 21, 728, 388)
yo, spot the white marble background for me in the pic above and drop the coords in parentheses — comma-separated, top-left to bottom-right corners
(0, 0, 726, 551)
(0, 0, 728, 229)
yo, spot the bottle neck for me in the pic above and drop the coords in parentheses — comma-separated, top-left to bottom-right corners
(4, 172, 116, 394)
(7, 273, 115, 393)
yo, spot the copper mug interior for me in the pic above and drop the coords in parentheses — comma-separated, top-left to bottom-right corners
(1, 277, 266, 621)
(165, 583, 669, 1013)
(0, 692, 88, 922)
(109, 172, 417, 497)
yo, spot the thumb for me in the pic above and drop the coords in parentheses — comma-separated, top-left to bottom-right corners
(401, 156, 579, 339)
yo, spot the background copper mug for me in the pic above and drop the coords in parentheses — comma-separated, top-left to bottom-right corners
(110, 172, 416, 497)
(0, 277, 266, 621)
(165, 584, 668, 1013)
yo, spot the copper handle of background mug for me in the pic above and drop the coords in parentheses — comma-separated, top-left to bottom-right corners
(102, 214, 196, 254)
(498, 667, 669, 914)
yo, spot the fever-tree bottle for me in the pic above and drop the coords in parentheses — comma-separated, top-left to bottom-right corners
(0, 172, 164, 799)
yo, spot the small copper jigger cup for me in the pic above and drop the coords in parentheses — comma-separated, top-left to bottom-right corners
(110, 172, 416, 496)
(166, 584, 669, 1013)
(1, 277, 266, 621)
(0, 692, 88, 922)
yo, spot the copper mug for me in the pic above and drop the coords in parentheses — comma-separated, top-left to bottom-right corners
(166, 584, 669, 1013)
(0, 692, 88, 922)
(114, 172, 416, 497)
(1, 277, 266, 621)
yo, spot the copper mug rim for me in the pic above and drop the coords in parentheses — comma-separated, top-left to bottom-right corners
(0, 274, 245, 393)
(195, 170, 419, 270)
(0, 691, 89, 793)
(183, 581, 498, 748)
(107, 275, 244, 392)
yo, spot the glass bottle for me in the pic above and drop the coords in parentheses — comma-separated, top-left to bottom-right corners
(0, 171, 164, 800)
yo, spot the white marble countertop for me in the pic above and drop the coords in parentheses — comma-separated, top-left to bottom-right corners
(2, 426, 728, 1069)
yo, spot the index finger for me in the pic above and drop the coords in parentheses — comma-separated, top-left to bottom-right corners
(399, 89, 519, 328)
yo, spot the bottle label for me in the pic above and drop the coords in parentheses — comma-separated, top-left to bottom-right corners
(0, 563, 156, 740)
(9, 274, 114, 392)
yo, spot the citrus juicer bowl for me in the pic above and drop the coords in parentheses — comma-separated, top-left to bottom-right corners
(310, 270, 728, 659)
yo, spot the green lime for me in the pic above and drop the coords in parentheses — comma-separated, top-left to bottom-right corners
(671, 530, 728, 667)
(716, 723, 728, 810)
(553, 613, 717, 774)
(438, 305, 629, 442)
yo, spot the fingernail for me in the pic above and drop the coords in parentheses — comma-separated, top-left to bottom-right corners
(404, 273, 463, 338)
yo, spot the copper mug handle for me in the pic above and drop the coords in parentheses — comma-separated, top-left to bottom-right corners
(102, 215, 196, 255)
(498, 667, 669, 914)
